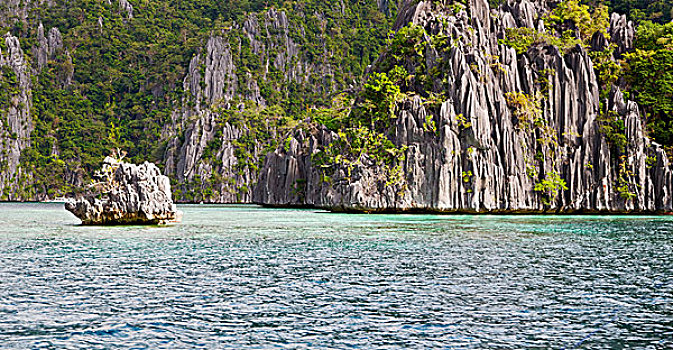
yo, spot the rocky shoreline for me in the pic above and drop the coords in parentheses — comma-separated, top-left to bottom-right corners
(254, 202, 673, 215)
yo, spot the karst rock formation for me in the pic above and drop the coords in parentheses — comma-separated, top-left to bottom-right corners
(65, 155, 181, 225)
(254, 0, 673, 213)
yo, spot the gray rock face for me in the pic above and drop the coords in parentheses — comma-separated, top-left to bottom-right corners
(118, 0, 133, 19)
(165, 110, 261, 203)
(254, 0, 673, 213)
(162, 8, 338, 202)
(161, 34, 251, 202)
(173, 8, 314, 113)
(609, 12, 635, 58)
(0, 15, 69, 201)
(0, 0, 48, 26)
(36, 23, 63, 71)
(377, 0, 391, 15)
(0, 34, 34, 200)
(65, 157, 180, 225)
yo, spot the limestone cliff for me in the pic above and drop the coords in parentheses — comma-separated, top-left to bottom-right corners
(0, 0, 394, 202)
(162, 8, 368, 202)
(0, 34, 33, 200)
(1, 0, 671, 212)
(0, 0, 62, 201)
(254, 0, 673, 213)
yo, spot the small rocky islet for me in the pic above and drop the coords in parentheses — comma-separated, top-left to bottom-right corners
(65, 155, 181, 225)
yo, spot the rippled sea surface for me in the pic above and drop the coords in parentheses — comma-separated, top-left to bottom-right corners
(0, 203, 671, 349)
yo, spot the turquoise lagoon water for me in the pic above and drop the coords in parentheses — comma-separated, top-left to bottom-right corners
(0, 203, 671, 349)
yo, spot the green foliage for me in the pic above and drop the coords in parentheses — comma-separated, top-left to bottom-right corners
(624, 21, 673, 147)
(312, 126, 407, 188)
(377, 24, 435, 95)
(499, 1, 620, 102)
(608, 0, 673, 23)
(505, 92, 543, 129)
(202, 137, 221, 161)
(633, 20, 673, 50)
(545, 2, 617, 97)
(535, 68, 556, 95)
(461, 170, 473, 183)
(547, 1, 610, 42)
(356, 72, 404, 129)
(0, 66, 19, 115)
(225, 103, 294, 173)
(615, 155, 636, 200)
(384, 25, 427, 62)
(588, 44, 624, 98)
(455, 113, 471, 129)
(500, 27, 582, 54)
(501, 0, 610, 55)
(308, 22, 447, 188)
(597, 109, 628, 155)
(311, 94, 352, 130)
(311, 70, 408, 190)
(534, 171, 569, 205)
(488, 0, 506, 8)
(423, 113, 437, 133)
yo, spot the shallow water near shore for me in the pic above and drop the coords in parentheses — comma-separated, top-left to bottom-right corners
(0, 202, 671, 349)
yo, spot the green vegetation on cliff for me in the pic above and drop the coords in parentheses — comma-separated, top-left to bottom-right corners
(624, 21, 673, 146)
(0, 0, 396, 198)
(609, 0, 673, 23)
(0, 0, 672, 201)
(497, 0, 672, 155)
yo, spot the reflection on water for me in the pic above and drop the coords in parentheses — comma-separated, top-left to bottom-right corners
(0, 203, 671, 348)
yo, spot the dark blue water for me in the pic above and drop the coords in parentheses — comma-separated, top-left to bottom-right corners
(0, 203, 671, 349)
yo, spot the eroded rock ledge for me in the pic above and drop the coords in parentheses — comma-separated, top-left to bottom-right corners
(65, 156, 181, 225)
